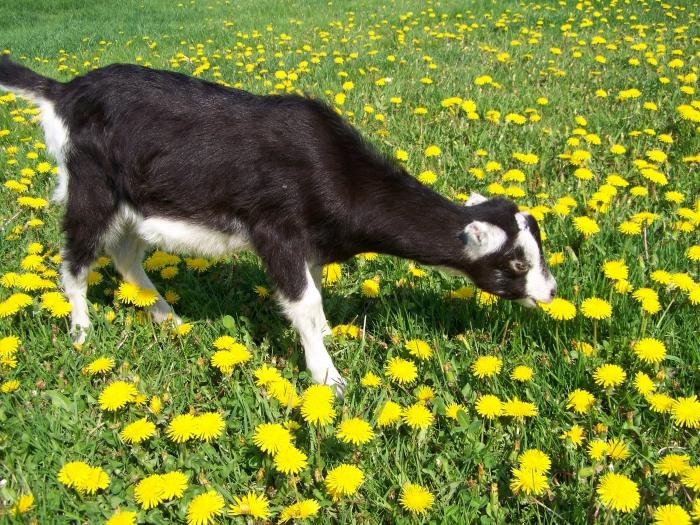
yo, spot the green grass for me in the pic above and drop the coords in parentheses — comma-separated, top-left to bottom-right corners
(1, 0, 699, 523)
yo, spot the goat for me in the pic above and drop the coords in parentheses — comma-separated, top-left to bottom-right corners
(0, 57, 557, 393)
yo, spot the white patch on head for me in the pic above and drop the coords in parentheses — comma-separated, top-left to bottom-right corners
(514, 220, 557, 303)
(465, 192, 488, 207)
(463, 221, 507, 261)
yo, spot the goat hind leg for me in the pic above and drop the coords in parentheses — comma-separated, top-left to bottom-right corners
(107, 232, 179, 324)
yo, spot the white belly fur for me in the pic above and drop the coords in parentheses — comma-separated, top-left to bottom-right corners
(108, 206, 251, 258)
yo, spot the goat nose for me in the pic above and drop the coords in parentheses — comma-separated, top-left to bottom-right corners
(550, 286, 557, 299)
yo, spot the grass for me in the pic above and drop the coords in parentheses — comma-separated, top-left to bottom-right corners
(1, 0, 699, 523)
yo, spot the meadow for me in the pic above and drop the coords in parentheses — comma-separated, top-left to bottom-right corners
(0, 0, 699, 523)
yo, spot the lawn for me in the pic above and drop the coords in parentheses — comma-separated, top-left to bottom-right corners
(1, 0, 699, 523)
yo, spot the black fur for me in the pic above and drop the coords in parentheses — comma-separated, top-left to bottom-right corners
(0, 58, 550, 302)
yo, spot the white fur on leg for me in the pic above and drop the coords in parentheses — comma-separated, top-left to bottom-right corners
(107, 232, 180, 324)
(61, 263, 90, 343)
(309, 264, 332, 336)
(278, 265, 345, 394)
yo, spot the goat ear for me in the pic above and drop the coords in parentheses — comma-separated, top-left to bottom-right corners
(515, 212, 529, 231)
(465, 192, 488, 207)
(462, 221, 507, 260)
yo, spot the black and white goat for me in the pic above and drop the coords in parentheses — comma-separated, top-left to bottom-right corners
(0, 58, 556, 391)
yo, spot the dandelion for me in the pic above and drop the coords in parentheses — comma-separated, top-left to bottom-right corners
(167, 414, 198, 443)
(633, 372, 656, 396)
(606, 438, 630, 460)
(653, 505, 691, 525)
(561, 424, 585, 447)
(253, 423, 293, 455)
(647, 393, 675, 413)
(404, 339, 433, 360)
(573, 216, 600, 238)
(279, 499, 320, 522)
(229, 492, 270, 520)
(681, 467, 700, 491)
(567, 389, 596, 414)
(300, 384, 336, 425)
(361, 279, 380, 297)
(655, 454, 691, 477)
(633, 338, 666, 364)
(581, 298, 612, 320)
(377, 400, 402, 427)
(187, 491, 225, 525)
(273, 444, 308, 475)
(475, 395, 503, 419)
(385, 356, 418, 384)
(360, 371, 382, 387)
(471, 355, 502, 379)
(325, 464, 364, 501)
(402, 402, 433, 429)
(597, 472, 640, 513)
(82, 356, 114, 375)
(336, 418, 374, 445)
(511, 365, 534, 382)
(540, 298, 576, 320)
(211, 344, 251, 373)
(193, 412, 225, 441)
(400, 482, 434, 514)
(594, 364, 626, 388)
(510, 468, 549, 496)
(503, 398, 538, 418)
(57, 461, 110, 495)
(445, 403, 467, 420)
(671, 396, 700, 428)
(98, 381, 138, 411)
(588, 440, 608, 461)
(106, 511, 137, 525)
(120, 418, 157, 444)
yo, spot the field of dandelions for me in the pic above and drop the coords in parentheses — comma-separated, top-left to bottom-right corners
(1, 0, 699, 523)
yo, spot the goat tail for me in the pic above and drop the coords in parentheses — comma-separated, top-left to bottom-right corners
(0, 55, 61, 101)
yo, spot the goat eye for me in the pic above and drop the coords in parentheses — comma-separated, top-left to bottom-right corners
(510, 260, 529, 274)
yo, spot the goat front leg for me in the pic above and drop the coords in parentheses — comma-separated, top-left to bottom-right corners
(254, 230, 345, 394)
(277, 265, 345, 394)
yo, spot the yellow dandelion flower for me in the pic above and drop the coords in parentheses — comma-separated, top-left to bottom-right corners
(475, 395, 503, 419)
(253, 423, 293, 455)
(593, 364, 626, 388)
(633, 338, 666, 364)
(385, 356, 418, 384)
(193, 412, 225, 442)
(597, 472, 640, 513)
(653, 505, 691, 525)
(471, 355, 502, 379)
(402, 402, 433, 429)
(510, 467, 549, 496)
(336, 418, 374, 445)
(279, 499, 320, 522)
(120, 418, 156, 444)
(671, 396, 700, 428)
(360, 371, 382, 387)
(404, 339, 433, 360)
(511, 365, 534, 382)
(98, 381, 138, 411)
(567, 389, 596, 414)
(581, 297, 612, 320)
(655, 454, 691, 477)
(325, 464, 364, 501)
(167, 414, 198, 443)
(187, 491, 224, 525)
(300, 384, 336, 425)
(400, 482, 434, 514)
(229, 492, 270, 520)
(82, 356, 114, 375)
(377, 400, 402, 427)
(273, 444, 308, 475)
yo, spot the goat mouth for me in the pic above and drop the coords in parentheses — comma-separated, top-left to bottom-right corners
(516, 297, 537, 308)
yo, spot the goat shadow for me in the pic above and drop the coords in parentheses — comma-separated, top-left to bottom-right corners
(93, 257, 554, 354)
